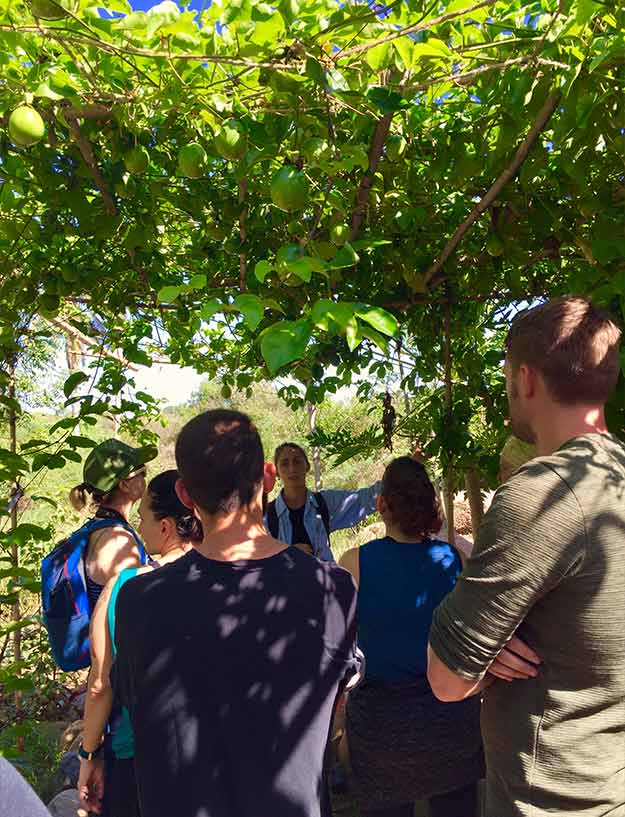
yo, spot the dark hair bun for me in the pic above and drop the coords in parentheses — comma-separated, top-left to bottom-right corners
(148, 469, 203, 543)
(382, 457, 442, 540)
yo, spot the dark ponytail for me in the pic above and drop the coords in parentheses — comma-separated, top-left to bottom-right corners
(147, 470, 203, 543)
(381, 456, 442, 540)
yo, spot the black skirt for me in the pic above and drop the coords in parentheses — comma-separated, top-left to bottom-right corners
(346, 677, 484, 808)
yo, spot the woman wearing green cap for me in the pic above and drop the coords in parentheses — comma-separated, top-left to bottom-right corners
(69, 439, 157, 608)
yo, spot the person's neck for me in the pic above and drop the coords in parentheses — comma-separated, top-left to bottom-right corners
(101, 497, 133, 522)
(195, 506, 287, 562)
(157, 538, 191, 565)
(384, 522, 423, 544)
(281, 484, 308, 508)
(534, 404, 608, 456)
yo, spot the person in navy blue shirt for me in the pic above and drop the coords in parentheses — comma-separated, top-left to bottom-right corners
(339, 456, 484, 817)
(266, 442, 380, 562)
(113, 410, 360, 817)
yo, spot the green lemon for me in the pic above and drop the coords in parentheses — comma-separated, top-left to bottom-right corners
(386, 135, 407, 161)
(214, 119, 247, 161)
(330, 223, 350, 246)
(270, 166, 310, 212)
(486, 235, 505, 257)
(178, 142, 207, 178)
(302, 137, 330, 163)
(8, 106, 45, 148)
(124, 146, 150, 175)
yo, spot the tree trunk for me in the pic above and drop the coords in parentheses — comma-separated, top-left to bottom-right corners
(443, 300, 455, 544)
(443, 470, 455, 545)
(306, 402, 322, 491)
(464, 467, 484, 534)
(9, 359, 23, 753)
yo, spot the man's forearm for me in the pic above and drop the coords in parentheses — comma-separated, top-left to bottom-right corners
(427, 644, 491, 702)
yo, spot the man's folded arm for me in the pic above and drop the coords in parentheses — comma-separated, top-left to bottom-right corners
(426, 462, 585, 702)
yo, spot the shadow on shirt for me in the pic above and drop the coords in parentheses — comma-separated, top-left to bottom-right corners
(112, 546, 359, 817)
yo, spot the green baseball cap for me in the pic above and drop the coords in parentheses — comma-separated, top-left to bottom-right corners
(83, 439, 158, 493)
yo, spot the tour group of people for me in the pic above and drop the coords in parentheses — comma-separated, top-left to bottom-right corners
(2, 296, 624, 817)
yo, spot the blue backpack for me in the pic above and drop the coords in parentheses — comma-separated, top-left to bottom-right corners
(41, 517, 146, 672)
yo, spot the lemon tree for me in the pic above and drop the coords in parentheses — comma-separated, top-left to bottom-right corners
(0, 0, 622, 560)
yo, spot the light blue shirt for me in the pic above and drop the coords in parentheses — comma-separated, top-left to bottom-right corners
(267, 482, 381, 562)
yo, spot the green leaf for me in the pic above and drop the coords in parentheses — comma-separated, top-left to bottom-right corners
(187, 274, 207, 290)
(3, 676, 35, 694)
(114, 11, 148, 32)
(393, 38, 414, 70)
(63, 371, 89, 399)
(254, 260, 273, 282)
(201, 299, 222, 321)
(325, 69, 350, 94)
(311, 299, 356, 332)
(412, 40, 452, 60)
(366, 43, 392, 71)
(591, 239, 625, 265)
(34, 82, 64, 101)
(356, 305, 398, 336)
(288, 257, 314, 282)
(32, 452, 66, 472)
(278, 0, 299, 26)
(260, 320, 311, 374)
(147, 0, 181, 39)
(361, 326, 389, 354)
(305, 58, 326, 86)
(576, 0, 601, 26)
(30, 495, 58, 508)
(66, 435, 97, 449)
(367, 87, 407, 114)
(328, 243, 359, 269)
(234, 294, 264, 331)
(345, 316, 361, 352)
(157, 285, 183, 304)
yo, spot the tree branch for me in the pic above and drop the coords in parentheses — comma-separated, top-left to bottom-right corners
(47, 317, 138, 371)
(64, 111, 117, 217)
(424, 91, 561, 286)
(0, 26, 295, 71)
(336, 0, 498, 59)
(238, 179, 248, 293)
(349, 111, 393, 241)
(405, 56, 569, 95)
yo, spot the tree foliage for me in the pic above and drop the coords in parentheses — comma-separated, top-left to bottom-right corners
(0, 0, 623, 745)
(0, 0, 622, 510)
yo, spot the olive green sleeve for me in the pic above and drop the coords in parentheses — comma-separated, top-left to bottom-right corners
(429, 461, 586, 681)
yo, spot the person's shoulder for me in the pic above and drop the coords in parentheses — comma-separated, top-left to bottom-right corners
(491, 453, 585, 535)
(291, 547, 357, 595)
(117, 552, 194, 605)
(324, 559, 358, 599)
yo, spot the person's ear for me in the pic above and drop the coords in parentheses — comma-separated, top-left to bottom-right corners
(161, 516, 174, 540)
(263, 462, 277, 494)
(118, 478, 132, 497)
(376, 494, 387, 515)
(518, 364, 537, 399)
(175, 478, 194, 510)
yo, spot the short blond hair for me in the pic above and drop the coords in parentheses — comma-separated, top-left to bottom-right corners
(505, 297, 621, 404)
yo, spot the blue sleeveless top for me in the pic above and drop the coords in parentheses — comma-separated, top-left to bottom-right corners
(357, 537, 462, 682)
(108, 567, 140, 759)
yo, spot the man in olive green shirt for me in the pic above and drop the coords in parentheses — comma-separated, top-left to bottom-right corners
(428, 297, 625, 817)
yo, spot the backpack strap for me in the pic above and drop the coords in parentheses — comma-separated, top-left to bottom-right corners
(313, 492, 331, 540)
(83, 518, 147, 565)
(266, 499, 279, 539)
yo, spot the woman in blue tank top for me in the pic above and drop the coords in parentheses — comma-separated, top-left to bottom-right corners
(78, 470, 203, 817)
(339, 456, 484, 817)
